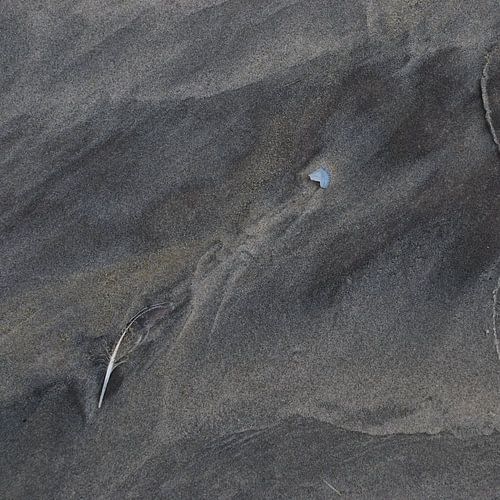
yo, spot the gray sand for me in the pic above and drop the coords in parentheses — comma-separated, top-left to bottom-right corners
(1, 1, 500, 498)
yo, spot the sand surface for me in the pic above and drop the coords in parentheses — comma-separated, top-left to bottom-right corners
(1, 1, 500, 498)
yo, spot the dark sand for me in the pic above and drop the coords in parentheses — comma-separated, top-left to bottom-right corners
(1, 1, 500, 498)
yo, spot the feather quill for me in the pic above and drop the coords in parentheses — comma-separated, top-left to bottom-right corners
(98, 303, 169, 408)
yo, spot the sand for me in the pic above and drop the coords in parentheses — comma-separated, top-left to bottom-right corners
(1, 1, 500, 498)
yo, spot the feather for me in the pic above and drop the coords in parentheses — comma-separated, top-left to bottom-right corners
(98, 302, 169, 408)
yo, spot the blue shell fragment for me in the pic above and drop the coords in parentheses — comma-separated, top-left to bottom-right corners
(308, 167, 331, 188)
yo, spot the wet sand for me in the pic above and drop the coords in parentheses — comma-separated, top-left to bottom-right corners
(1, 1, 500, 498)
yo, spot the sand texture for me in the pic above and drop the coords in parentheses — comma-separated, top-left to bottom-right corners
(1, 1, 500, 498)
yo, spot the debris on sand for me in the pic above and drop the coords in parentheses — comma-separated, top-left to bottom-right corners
(98, 302, 170, 408)
(308, 167, 331, 188)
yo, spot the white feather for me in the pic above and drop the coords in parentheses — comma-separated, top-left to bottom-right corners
(98, 303, 169, 408)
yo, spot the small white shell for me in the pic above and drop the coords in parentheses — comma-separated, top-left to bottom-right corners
(308, 167, 331, 188)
